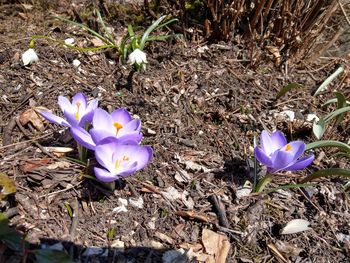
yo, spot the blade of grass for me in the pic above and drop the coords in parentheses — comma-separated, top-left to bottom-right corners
(301, 168, 350, 183)
(55, 16, 113, 45)
(139, 15, 166, 49)
(306, 140, 350, 153)
(95, 9, 116, 46)
(254, 174, 273, 193)
(314, 66, 344, 96)
(276, 83, 303, 99)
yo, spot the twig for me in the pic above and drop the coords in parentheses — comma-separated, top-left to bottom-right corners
(2, 117, 16, 146)
(0, 133, 53, 150)
(38, 181, 83, 199)
(69, 198, 79, 240)
(209, 195, 230, 228)
(337, 0, 350, 27)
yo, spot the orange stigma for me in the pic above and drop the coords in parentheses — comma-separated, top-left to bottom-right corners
(285, 144, 292, 151)
(113, 122, 123, 133)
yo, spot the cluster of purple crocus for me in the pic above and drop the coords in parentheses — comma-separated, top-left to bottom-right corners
(254, 130, 314, 173)
(41, 93, 153, 183)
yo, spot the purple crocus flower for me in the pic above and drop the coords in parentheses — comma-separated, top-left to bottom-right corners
(40, 93, 98, 127)
(254, 130, 314, 173)
(70, 108, 142, 150)
(94, 140, 153, 182)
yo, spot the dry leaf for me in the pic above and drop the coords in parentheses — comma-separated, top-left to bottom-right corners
(21, 159, 51, 173)
(202, 229, 230, 263)
(91, 37, 105, 47)
(19, 108, 45, 131)
(175, 211, 216, 223)
(46, 161, 71, 170)
(281, 219, 311, 235)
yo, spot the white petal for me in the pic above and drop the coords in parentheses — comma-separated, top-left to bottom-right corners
(22, 48, 39, 66)
(306, 113, 319, 122)
(281, 219, 311, 234)
(127, 48, 147, 65)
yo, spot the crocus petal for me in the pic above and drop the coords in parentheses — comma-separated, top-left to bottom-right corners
(282, 141, 306, 160)
(90, 128, 116, 144)
(118, 132, 143, 144)
(284, 155, 314, 171)
(72, 93, 88, 111)
(40, 111, 70, 127)
(58, 96, 75, 114)
(84, 99, 98, 115)
(254, 147, 273, 167)
(64, 111, 79, 127)
(269, 149, 300, 173)
(93, 108, 114, 131)
(116, 162, 138, 177)
(111, 108, 132, 126)
(260, 130, 274, 156)
(79, 109, 95, 127)
(94, 167, 118, 183)
(95, 142, 116, 171)
(270, 131, 287, 151)
(112, 144, 153, 172)
(70, 127, 96, 150)
(118, 119, 142, 137)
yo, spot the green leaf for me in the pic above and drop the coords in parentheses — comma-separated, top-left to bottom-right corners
(64, 203, 73, 218)
(55, 16, 113, 46)
(312, 118, 326, 139)
(322, 98, 337, 108)
(301, 168, 350, 183)
(35, 249, 74, 263)
(334, 92, 348, 125)
(254, 174, 273, 193)
(324, 106, 350, 123)
(139, 15, 167, 50)
(0, 173, 16, 199)
(314, 66, 344, 96)
(276, 83, 303, 99)
(0, 213, 22, 251)
(306, 140, 350, 153)
(95, 9, 116, 46)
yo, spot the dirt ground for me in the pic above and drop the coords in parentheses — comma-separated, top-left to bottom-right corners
(0, 1, 349, 263)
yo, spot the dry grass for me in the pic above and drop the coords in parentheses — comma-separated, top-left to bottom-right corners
(160, 0, 348, 64)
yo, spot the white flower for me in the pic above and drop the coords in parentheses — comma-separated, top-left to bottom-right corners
(127, 48, 147, 66)
(22, 48, 39, 66)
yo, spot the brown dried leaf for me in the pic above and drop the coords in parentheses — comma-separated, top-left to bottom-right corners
(175, 211, 216, 223)
(91, 37, 105, 47)
(21, 159, 51, 173)
(19, 108, 45, 131)
(202, 229, 230, 263)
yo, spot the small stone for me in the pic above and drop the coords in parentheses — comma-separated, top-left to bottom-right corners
(72, 59, 81, 67)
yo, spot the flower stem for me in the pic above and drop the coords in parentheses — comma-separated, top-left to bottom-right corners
(254, 174, 273, 193)
(77, 144, 88, 163)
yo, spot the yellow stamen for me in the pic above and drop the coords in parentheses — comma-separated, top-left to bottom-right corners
(285, 144, 292, 151)
(75, 102, 81, 120)
(115, 156, 129, 171)
(113, 122, 123, 134)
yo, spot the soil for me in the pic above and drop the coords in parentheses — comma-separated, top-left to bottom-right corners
(0, 1, 349, 263)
